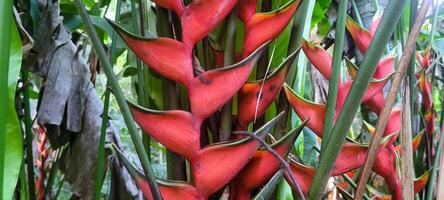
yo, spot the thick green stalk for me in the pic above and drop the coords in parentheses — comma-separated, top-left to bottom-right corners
(73, 1, 162, 199)
(320, 0, 348, 156)
(156, 7, 186, 181)
(22, 71, 36, 200)
(408, 0, 418, 131)
(220, 11, 236, 141)
(307, 1, 406, 199)
(93, 1, 122, 199)
(0, 1, 13, 198)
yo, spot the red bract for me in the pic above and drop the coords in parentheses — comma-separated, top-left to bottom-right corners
(153, 0, 236, 47)
(36, 125, 49, 200)
(301, 39, 334, 80)
(188, 48, 265, 119)
(128, 102, 201, 159)
(416, 46, 431, 70)
(237, 50, 299, 129)
(191, 115, 280, 197)
(284, 84, 326, 137)
(285, 159, 316, 195)
(346, 13, 381, 54)
(414, 169, 431, 193)
(114, 146, 204, 200)
(230, 121, 306, 200)
(240, 0, 301, 56)
(419, 72, 432, 111)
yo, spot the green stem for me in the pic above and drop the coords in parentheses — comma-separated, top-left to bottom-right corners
(156, 7, 186, 181)
(430, 0, 440, 44)
(220, 11, 236, 141)
(22, 71, 36, 200)
(320, 0, 348, 156)
(93, 1, 122, 199)
(350, 0, 364, 26)
(0, 0, 13, 198)
(73, 1, 162, 199)
(307, 1, 407, 199)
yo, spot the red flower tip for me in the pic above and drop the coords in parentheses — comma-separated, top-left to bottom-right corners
(189, 43, 267, 119)
(181, 0, 237, 47)
(108, 20, 194, 85)
(419, 72, 432, 111)
(237, 0, 259, 22)
(368, 10, 382, 36)
(416, 46, 431, 70)
(346, 16, 372, 53)
(113, 145, 204, 200)
(192, 114, 283, 197)
(285, 158, 316, 195)
(337, 76, 391, 113)
(375, 56, 395, 79)
(284, 84, 326, 137)
(242, 0, 301, 56)
(425, 109, 436, 136)
(302, 39, 334, 80)
(231, 120, 306, 197)
(237, 49, 300, 128)
(414, 169, 431, 193)
(128, 101, 201, 159)
(332, 142, 368, 176)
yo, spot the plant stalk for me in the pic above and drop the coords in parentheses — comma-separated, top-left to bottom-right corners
(401, 79, 414, 200)
(353, 1, 431, 199)
(73, 1, 162, 199)
(22, 71, 36, 200)
(220, 11, 236, 141)
(320, 0, 348, 156)
(307, 0, 408, 199)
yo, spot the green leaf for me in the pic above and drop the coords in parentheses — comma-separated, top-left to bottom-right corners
(4, 20, 24, 200)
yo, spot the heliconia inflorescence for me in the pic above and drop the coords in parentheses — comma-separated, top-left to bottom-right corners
(107, 1, 436, 199)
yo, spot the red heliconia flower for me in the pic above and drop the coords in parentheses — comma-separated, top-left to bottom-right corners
(36, 125, 49, 200)
(191, 115, 280, 197)
(301, 40, 335, 80)
(153, 0, 237, 47)
(285, 159, 316, 195)
(110, 19, 268, 121)
(331, 142, 369, 176)
(113, 146, 205, 200)
(229, 121, 306, 200)
(346, 12, 381, 54)
(425, 109, 436, 136)
(128, 101, 201, 159)
(237, 50, 299, 129)
(414, 169, 431, 193)
(284, 80, 388, 137)
(283, 84, 326, 136)
(419, 71, 433, 111)
(238, 0, 302, 57)
(188, 48, 265, 119)
(416, 46, 431, 70)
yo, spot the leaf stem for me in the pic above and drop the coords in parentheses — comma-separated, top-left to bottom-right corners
(307, 0, 408, 199)
(320, 0, 348, 157)
(353, 1, 431, 199)
(73, 0, 162, 199)
(220, 11, 236, 141)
